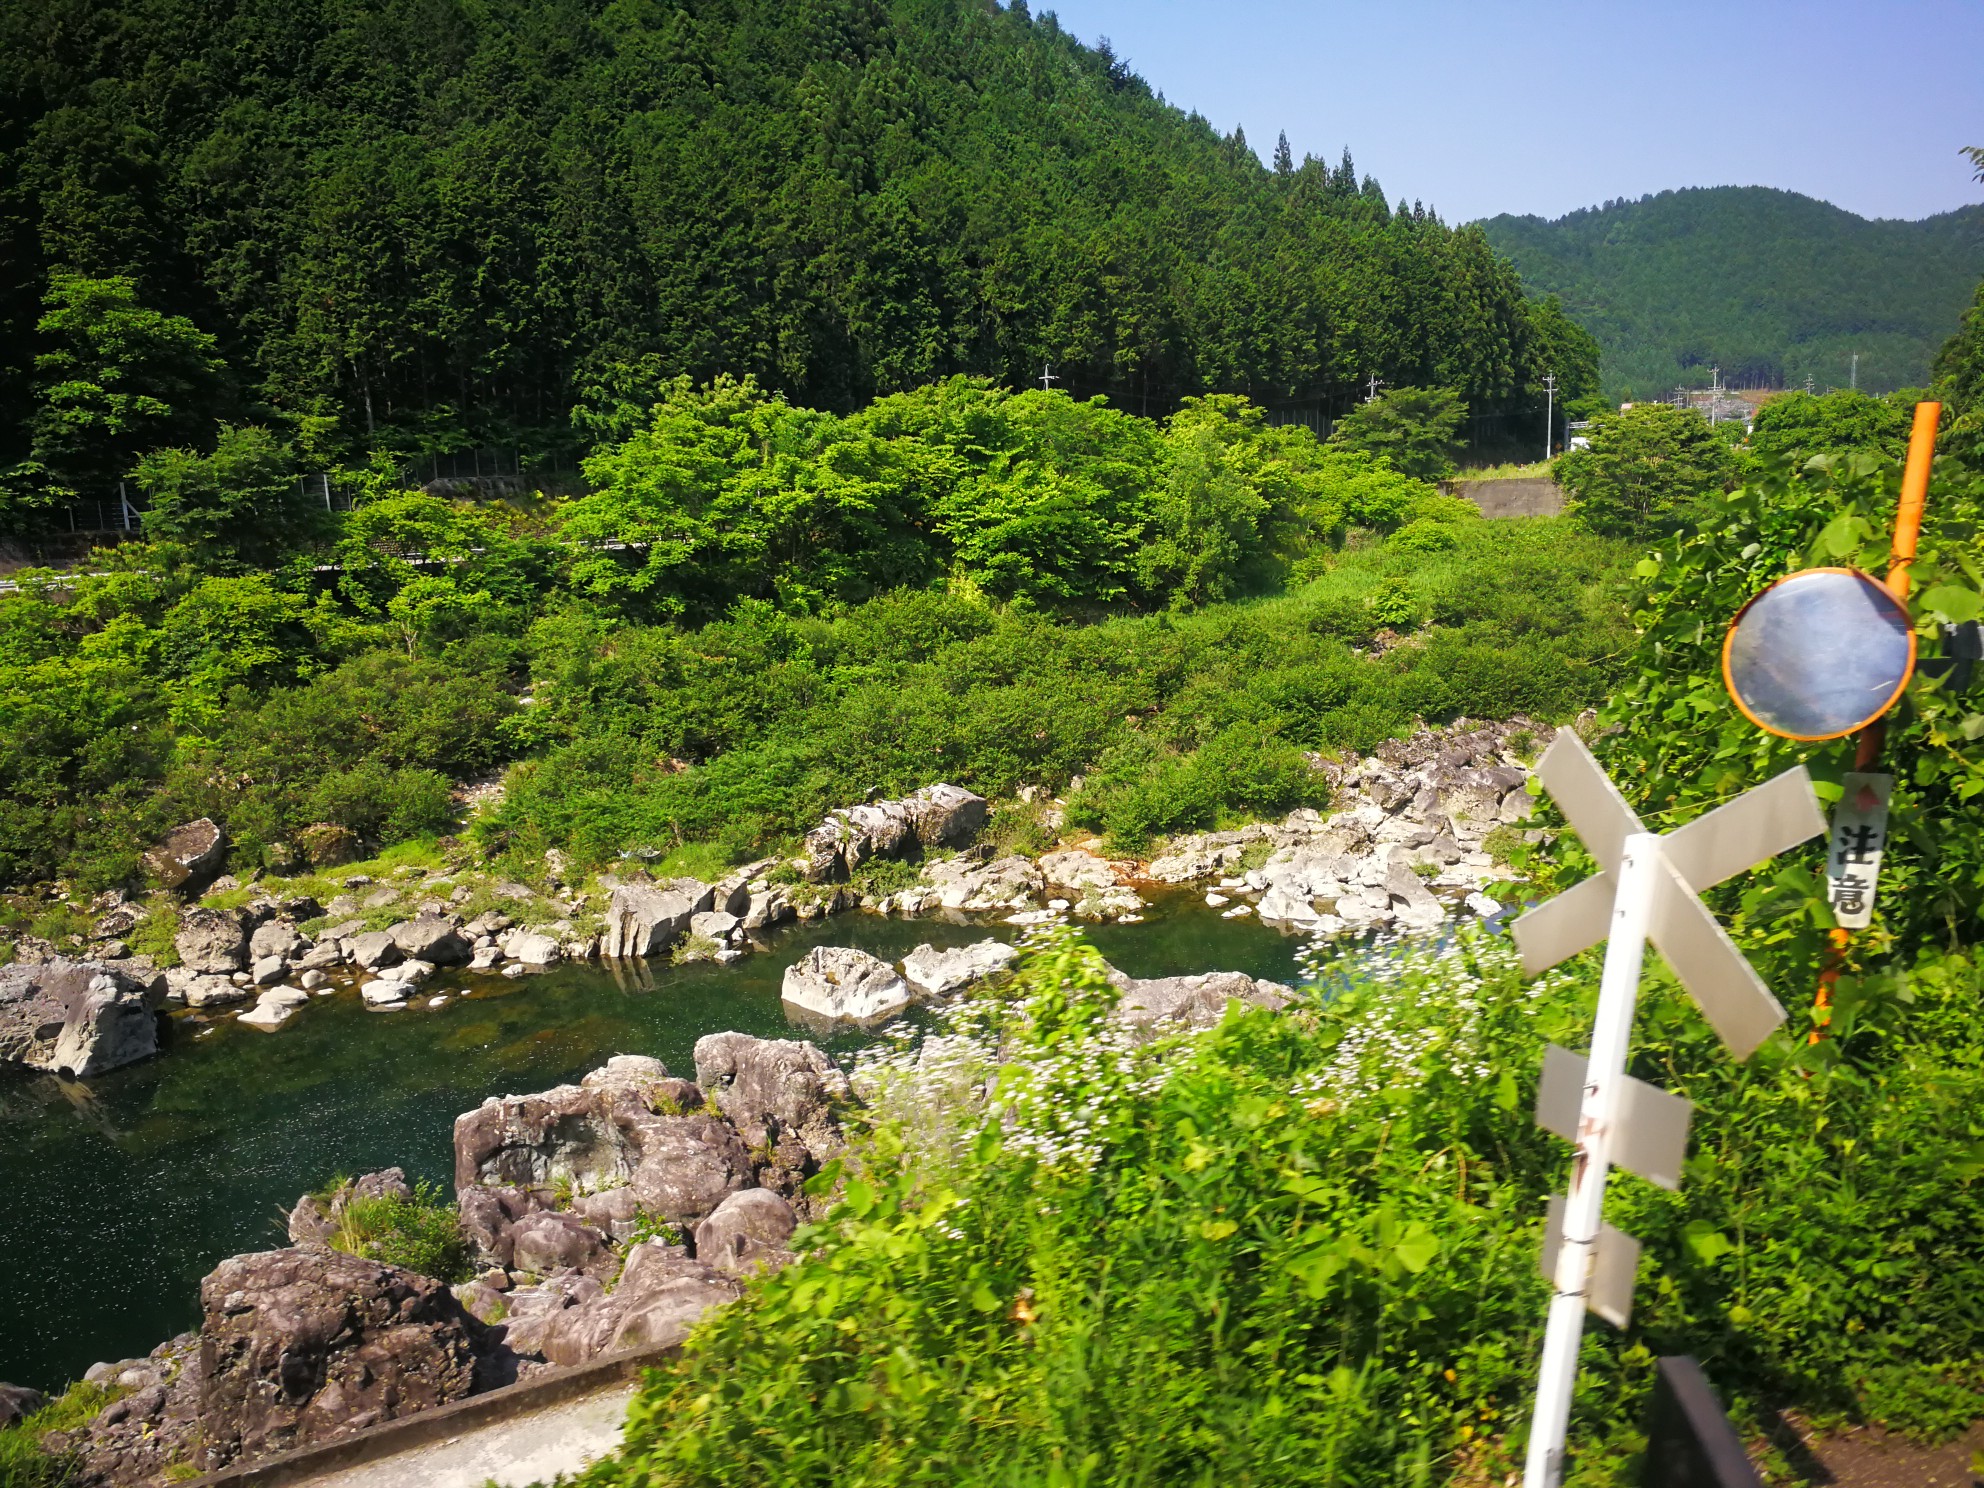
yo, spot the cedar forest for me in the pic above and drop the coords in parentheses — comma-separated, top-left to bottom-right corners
(4, 0, 1984, 1483)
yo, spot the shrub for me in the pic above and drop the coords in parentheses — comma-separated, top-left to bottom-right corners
(1391, 517, 1459, 553)
(329, 1179, 474, 1283)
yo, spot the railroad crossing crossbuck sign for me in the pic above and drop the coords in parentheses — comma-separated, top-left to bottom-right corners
(1511, 732, 1827, 1488)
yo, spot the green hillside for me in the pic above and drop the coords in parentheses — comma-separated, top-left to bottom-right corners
(0, 0, 1592, 497)
(1479, 186, 1984, 399)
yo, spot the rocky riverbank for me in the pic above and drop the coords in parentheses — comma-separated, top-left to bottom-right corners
(0, 934, 1301, 1486)
(0, 717, 1547, 1078)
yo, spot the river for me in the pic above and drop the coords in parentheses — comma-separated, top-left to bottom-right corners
(0, 897, 1306, 1391)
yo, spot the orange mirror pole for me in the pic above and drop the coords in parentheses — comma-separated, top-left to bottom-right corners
(1811, 400, 1940, 1044)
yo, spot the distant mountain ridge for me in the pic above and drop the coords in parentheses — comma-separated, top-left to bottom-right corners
(1478, 186, 1984, 399)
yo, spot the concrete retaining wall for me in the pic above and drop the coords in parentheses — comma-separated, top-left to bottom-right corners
(1448, 477, 1565, 518)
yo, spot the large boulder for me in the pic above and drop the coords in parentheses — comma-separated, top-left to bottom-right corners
(0, 1382, 44, 1428)
(781, 946, 911, 1025)
(502, 1241, 741, 1367)
(175, 907, 250, 974)
(902, 783, 988, 847)
(919, 855, 1043, 913)
(0, 959, 165, 1076)
(900, 939, 1018, 998)
(346, 931, 402, 970)
(453, 1055, 751, 1229)
(693, 1188, 797, 1277)
(1111, 969, 1291, 1033)
(143, 818, 227, 891)
(600, 878, 712, 958)
(388, 916, 470, 966)
(507, 1210, 616, 1278)
(693, 1032, 849, 1196)
(195, 1248, 480, 1471)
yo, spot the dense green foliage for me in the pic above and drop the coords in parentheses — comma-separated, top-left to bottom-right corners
(0, 377, 1630, 890)
(1744, 387, 1924, 468)
(1326, 385, 1469, 482)
(1937, 277, 1984, 464)
(1480, 187, 1984, 399)
(1555, 403, 1736, 538)
(0, 0, 1594, 498)
(574, 917, 1984, 1487)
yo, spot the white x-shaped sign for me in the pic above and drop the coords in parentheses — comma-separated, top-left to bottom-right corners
(1511, 732, 1827, 1058)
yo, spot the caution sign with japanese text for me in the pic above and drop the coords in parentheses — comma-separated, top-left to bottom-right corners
(1827, 772, 1893, 930)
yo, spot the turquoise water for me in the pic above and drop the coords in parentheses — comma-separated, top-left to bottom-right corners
(0, 899, 1302, 1391)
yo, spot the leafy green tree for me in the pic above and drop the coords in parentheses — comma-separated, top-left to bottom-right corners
(1934, 288, 1983, 466)
(1746, 388, 1919, 467)
(1556, 403, 1735, 538)
(1327, 387, 1468, 481)
(134, 423, 314, 565)
(27, 274, 228, 496)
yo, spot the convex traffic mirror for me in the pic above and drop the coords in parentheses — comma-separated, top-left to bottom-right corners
(1723, 567, 1915, 741)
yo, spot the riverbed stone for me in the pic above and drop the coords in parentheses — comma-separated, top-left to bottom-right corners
(600, 878, 711, 958)
(248, 920, 303, 962)
(0, 1383, 44, 1427)
(781, 946, 911, 1024)
(920, 854, 1043, 912)
(507, 1210, 616, 1278)
(194, 1247, 481, 1471)
(1111, 968, 1292, 1033)
(498, 928, 561, 965)
(175, 907, 250, 974)
(900, 939, 1017, 997)
(347, 931, 401, 970)
(0, 958, 165, 1076)
(388, 916, 470, 966)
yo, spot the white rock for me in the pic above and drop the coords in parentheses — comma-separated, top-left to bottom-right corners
(1204, 892, 1230, 908)
(262, 986, 310, 1008)
(387, 958, 436, 986)
(781, 946, 912, 1024)
(360, 981, 407, 1007)
(1221, 904, 1252, 919)
(900, 939, 1019, 998)
(429, 995, 449, 1007)
(237, 999, 296, 1030)
(298, 969, 328, 990)
(1465, 892, 1504, 918)
(1047, 898, 1070, 911)
(500, 962, 527, 978)
(1005, 908, 1057, 926)
(688, 911, 740, 944)
(500, 928, 563, 965)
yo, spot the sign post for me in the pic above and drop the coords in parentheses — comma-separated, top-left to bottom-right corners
(1513, 733, 1826, 1487)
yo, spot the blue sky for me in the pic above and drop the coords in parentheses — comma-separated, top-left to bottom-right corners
(1035, 0, 1984, 224)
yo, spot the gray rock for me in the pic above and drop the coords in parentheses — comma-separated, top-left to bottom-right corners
(693, 1188, 798, 1276)
(175, 906, 250, 974)
(1112, 969, 1291, 1032)
(902, 783, 989, 846)
(250, 955, 287, 986)
(347, 931, 402, 970)
(689, 910, 740, 943)
(294, 941, 345, 971)
(1037, 850, 1118, 891)
(600, 878, 712, 958)
(0, 1382, 45, 1428)
(143, 818, 227, 890)
(781, 946, 912, 1024)
(165, 966, 249, 1008)
(0, 959, 165, 1075)
(389, 916, 470, 965)
(899, 939, 1017, 997)
(741, 887, 793, 931)
(498, 928, 561, 965)
(920, 855, 1042, 912)
(248, 920, 302, 961)
(239, 989, 304, 1030)
(509, 1242, 741, 1367)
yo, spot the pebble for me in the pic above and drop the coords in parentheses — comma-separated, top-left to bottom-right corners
(1204, 892, 1229, 908)
(428, 995, 448, 1007)
(1221, 904, 1252, 919)
(500, 963, 527, 978)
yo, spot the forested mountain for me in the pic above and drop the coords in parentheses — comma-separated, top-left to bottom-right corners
(0, 0, 1592, 497)
(1479, 186, 1984, 399)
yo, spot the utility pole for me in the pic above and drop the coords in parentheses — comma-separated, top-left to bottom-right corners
(1708, 366, 1721, 427)
(1805, 373, 1816, 396)
(1850, 353, 1858, 391)
(1039, 363, 1058, 392)
(1365, 371, 1383, 402)
(1541, 373, 1557, 461)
